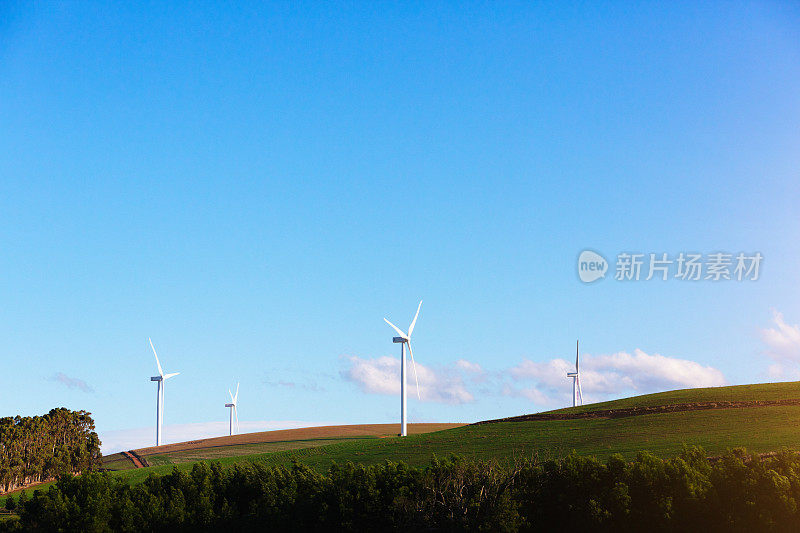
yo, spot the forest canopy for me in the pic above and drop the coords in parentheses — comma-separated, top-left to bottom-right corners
(0, 408, 101, 493)
(5, 449, 800, 531)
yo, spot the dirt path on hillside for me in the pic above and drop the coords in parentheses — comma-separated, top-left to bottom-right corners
(475, 399, 800, 425)
(122, 451, 149, 468)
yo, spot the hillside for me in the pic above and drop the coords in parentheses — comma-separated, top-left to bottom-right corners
(101, 423, 463, 471)
(105, 381, 800, 482)
(548, 381, 800, 414)
(11, 382, 800, 506)
(14, 382, 800, 529)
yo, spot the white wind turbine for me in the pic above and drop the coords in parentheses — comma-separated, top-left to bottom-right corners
(225, 383, 240, 436)
(384, 300, 422, 437)
(149, 338, 180, 447)
(566, 340, 583, 407)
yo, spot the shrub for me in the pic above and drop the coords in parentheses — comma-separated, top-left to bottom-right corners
(15, 450, 800, 531)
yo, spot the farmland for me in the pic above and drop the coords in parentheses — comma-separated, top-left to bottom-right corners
(7, 382, 800, 518)
(95, 382, 800, 483)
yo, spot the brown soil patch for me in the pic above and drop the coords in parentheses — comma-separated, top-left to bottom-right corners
(475, 399, 800, 425)
(121, 451, 148, 468)
(134, 423, 464, 457)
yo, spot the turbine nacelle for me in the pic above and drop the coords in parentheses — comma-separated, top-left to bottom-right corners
(150, 373, 180, 383)
(384, 300, 423, 400)
(225, 383, 240, 436)
(566, 340, 583, 407)
(148, 338, 180, 447)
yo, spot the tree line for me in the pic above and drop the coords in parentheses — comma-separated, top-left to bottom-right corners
(5, 447, 800, 531)
(0, 408, 101, 494)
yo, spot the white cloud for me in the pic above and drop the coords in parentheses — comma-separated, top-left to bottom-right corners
(51, 372, 94, 393)
(99, 420, 327, 454)
(502, 383, 549, 404)
(589, 350, 726, 391)
(760, 310, 800, 362)
(768, 363, 785, 379)
(342, 356, 399, 395)
(264, 380, 326, 392)
(341, 355, 474, 404)
(510, 358, 572, 386)
(507, 349, 726, 407)
(456, 359, 483, 373)
(455, 359, 488, 383)
(341, 349, 726, 410)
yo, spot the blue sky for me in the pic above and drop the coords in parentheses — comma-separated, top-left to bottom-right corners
(1, 2, 799, 452)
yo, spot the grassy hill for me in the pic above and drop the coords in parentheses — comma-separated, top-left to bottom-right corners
(100, 382, 800, 483)
(100, 423, 463, 471)
(8, 381, 800, 504)
(550, 381, 800, 414)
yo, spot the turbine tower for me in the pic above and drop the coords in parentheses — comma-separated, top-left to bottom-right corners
(384, 300, 422, 437)
(149, 338, 180, 447)
(566, 340, 583, 407)
(225, 383, 240, 436)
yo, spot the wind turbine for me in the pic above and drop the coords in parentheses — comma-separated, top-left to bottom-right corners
(384, 300, 422, 437)
(225, 383, 240, 436)
(566, 340, 583, 407)
(149, 338, 180, 447)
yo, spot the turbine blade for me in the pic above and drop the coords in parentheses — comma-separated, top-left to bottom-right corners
(163, 372, 180, 380)
(577, 375, 583, 405)
(408, 300, 422, 337)
(234, 382, 239, 404)
(235, 405, 240, 433)
(407, 341, 421, 400)
(149, 338, 164, 377)
(229, 389, 234, 403)
(384, 318, 408, 339)
(575, 340, 579, 372)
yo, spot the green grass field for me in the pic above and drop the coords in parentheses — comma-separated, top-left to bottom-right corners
(99, 382, 800, 484)
(549, 381, 800, 414)
(100, 453, 136, 470)
(114, 406, 800, 483)
(143, 436, 379, 466)
(7, 381, 800, 503)
(0, 481, 56, 508)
